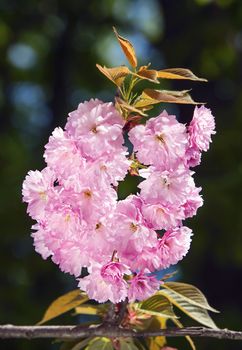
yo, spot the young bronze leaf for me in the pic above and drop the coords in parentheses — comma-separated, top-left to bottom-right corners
(138, 293, 177, 319)
(141, 89, 200, 105)
(115, 97, 148, 117)
(159, 289, 218, 329)
(163, 282, 219, 313)
(157, 68, 207, 82)
(96, 64, 130, 87)
(162, 270, 178, 282)
(113, 27, 137, 68)
(171, 318, 196, 350)
(38, 290, 88, 325)
(132, 66, 159, 83)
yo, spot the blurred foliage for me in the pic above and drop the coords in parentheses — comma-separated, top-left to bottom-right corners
(0, 0, 242, 349)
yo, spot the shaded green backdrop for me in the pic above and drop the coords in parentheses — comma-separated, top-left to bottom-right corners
(0, 0, 242, 349)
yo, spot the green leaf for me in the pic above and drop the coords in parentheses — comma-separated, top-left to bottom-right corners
(120, 339, 140, 350)
(163, 282, 219, 313)
(60, 338, 93, 350)
(38, 289, 88, 325)
(71, 338, 93, 350)
(86, 337, 114, 350)
(138, 294, 177, 319)
(159, 289, 217, 329)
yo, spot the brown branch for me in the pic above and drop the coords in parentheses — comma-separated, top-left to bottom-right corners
(0, 325, 242, 340)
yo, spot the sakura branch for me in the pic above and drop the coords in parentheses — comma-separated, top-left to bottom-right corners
(1, 325, 242, 340)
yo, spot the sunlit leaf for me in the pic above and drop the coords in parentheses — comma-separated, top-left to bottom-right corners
(149, 336, 166, 350)
(138, 294, 177, 319)
(163, 282, 219, 313)
(159, 289, 217, 329)
(135, 89, 200, 107)
(171, 318, 196, 350)
(75, 305, 100, 315)
(96, 64, 130, 87)
(38, 290, 88, 325)
(75, 304, 107, 316)
(86, 337, 113, 350)
(113, 27, 137, 68)
(146, 316, 167, 350)
(157, 68, 207, 81)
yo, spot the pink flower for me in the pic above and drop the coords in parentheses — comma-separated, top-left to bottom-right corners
(141, 203, 183, 230)
(128, 272, 160, 302)
(44, 127, 86, 179)
(131, 246, 161, 273)
(158, 226, 193, 269)
(182, 186, 203, 218)
(78, 267, 128, 303)
(185, 147, 201, 167)
(139, 167, 195, 207)
(101, 261, 131, 283)
(22, 167, 56, 220)
(188, 106, 216, 152)
(85, 152, 131, 187)
(31, 223, 52, 260)
(111, 196, 158, 261)
(65, 99, 126, 159)
(129, 111, 188, 169)
(23, 97, 215, 304)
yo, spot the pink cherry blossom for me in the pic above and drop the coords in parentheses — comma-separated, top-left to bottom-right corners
(129, 110, 188, 169)
(78, 266, 128, 303)
(22, 167, 56, 220)
(101, 261, 131, 283)
(139, 167, 196, 207)
(65, 99, 126, 159)
(188, 106, 216, 152)
(186, 106, 216, 167)
(44, 127, 86, 179)
(128, 272, 160, 302)
(158, 226, 193, 269)
(141, 202, 183, 231)
(23, 98, 215, 304)
(110, 196, 158, 263)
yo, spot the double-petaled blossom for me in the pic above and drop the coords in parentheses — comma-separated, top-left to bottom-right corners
(128, 111, 188, 169)
(22, 99, 215, 303)
(186, 106, 216, 167)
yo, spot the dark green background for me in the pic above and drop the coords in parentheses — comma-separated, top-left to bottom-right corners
(0, 0, 241, 349)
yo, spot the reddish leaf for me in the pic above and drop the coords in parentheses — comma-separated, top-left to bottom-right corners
(113, 27, 137, 68)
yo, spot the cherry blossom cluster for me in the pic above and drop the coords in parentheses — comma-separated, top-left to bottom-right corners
(22, 99, 215, 303)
